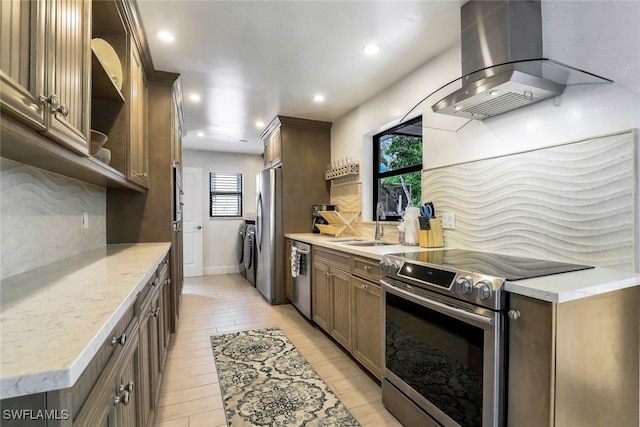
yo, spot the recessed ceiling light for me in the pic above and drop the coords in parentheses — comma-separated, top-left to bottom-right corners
(363, 44, 380, 56)
(255, 121, 265, 128)
(188, 93, 201, 102)
(196, 131, 204, 137)
(157, 31, 175, 43)
(312, 94, 325, 103)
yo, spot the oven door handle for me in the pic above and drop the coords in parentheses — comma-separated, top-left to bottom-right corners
(381, 279, 495, 326)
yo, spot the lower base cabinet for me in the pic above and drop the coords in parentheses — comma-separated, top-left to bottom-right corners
(0, 255, 172, 427)
(311, 247, 382, 379)
(351, 276, 382, 379)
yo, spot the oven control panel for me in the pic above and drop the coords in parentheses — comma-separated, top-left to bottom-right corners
(380, 254, 506, 310)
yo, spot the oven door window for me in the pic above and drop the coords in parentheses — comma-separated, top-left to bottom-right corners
(386, 292, 484, 427)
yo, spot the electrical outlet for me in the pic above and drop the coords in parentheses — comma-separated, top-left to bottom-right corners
(441, 212, 456, 229)
(83, 211, 89, 230)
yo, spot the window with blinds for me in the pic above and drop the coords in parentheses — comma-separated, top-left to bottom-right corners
(209, 172, 243, 217)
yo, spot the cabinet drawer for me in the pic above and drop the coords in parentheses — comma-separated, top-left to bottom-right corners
(312, 246, 351, 270)
(70, 302, 136, 421)
(136, 272, 161, 314)
(351, 256, 381, 283)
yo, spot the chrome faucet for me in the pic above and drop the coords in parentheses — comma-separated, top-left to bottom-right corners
(375, 201, 386, 240)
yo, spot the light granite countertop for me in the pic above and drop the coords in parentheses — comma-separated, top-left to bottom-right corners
(0, 242, 171, 400)
(286, 233, 640, 304)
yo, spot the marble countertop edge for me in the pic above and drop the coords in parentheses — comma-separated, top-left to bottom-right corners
(0, 243, 171, 400)
(286, 233, 640, 304)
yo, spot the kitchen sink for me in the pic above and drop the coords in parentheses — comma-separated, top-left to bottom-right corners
(345, 241, 394, 247)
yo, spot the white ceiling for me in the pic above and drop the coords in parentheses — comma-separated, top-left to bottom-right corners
(136, 0, 464, 155)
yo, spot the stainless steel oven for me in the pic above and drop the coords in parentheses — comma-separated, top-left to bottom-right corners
(380, 249, 592, 427)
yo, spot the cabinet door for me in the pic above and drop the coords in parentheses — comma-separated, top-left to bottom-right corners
(0, 0, 46, 129)
(312, 260, 331, 332)
(507, 294, 554, 427)
(330, 268, 352, 350)
(351, 276, 382, 379)
(129, 44, 148, 187)
(138, 307, 153, 427)
(43, 0, 90, 154)
(149, 288, 162, 407)
(114, 343, 139, 427)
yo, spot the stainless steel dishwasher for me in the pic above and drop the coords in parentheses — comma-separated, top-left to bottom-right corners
(290, 241, 312, 319)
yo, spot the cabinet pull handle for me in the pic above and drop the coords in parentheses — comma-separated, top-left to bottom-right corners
(151, 307, 160, 317)
(133, 171, 148, 178)
(364, 265, 371, 272)
(361, 283, 368, 289)
(508, 309, 521, 320)
(114, 391, 130, 406)
(111, 333, 126, 346)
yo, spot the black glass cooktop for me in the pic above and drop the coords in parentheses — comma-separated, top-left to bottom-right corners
(389, 249, 593, 281)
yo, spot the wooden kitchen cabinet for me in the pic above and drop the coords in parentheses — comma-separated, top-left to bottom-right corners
(137, 259, 168, 427)
(0, 255, 171, 427)
(350, 275, 382, 379)
(263, 126, 282, 167)
(508, 288, 639, 427)
(312, 247, 353, 350)
(309, 247, 383, 379)
(312, 259, 331, 331)
(1, 0, 90, 155)
(330, 268, 352, 350)
(127, 44, 149, 187)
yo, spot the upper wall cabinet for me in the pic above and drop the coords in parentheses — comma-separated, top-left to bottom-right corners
(1, 0, 90, 155)
(91, 0, 149, 188)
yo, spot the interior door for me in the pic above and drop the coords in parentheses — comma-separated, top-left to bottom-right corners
(182, 167, 203, 277)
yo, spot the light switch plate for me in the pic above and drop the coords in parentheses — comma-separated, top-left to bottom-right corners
(441, 212, 455, 229)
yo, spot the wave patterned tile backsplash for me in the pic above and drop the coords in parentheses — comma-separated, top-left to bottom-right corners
(1, 158, 106, 279)
(422, 130, 638, 271)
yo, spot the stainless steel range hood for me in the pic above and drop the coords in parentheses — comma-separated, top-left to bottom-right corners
(431, 0, 612, 120)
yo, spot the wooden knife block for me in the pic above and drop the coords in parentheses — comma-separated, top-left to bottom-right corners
(419, 218, 444, 248)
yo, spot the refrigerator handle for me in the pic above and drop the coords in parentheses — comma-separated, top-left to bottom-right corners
(256, 192, 263, 251)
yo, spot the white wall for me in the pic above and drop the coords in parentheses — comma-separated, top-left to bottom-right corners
(183, 149, 264, 275)
(331, 0, 640, 218)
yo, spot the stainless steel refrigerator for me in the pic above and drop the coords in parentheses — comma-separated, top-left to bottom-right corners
(255, 168, 285, 305)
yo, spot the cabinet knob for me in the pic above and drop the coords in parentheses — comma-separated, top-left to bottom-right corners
(119, 381, 134, 393)
(508, 309, 521, 320)
(111, 333, 126, 347)
(39, 94, 69, 117)
(114, 391, 130, 406)
(361, 283, 368, 290)
(151, 307, 160, 317)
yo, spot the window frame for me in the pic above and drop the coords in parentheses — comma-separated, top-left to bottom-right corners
(209, 172, 244, 218)
(372, 116, 423, 222)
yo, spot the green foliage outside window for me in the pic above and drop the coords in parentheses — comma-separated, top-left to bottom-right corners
(379, 135, 422, 209)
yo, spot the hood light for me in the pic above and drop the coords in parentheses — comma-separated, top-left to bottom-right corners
(452, 105, 464, 112)
(486, 89, 501, 96)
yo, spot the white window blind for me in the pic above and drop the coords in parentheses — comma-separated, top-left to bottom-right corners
(210, 172, 243, 217)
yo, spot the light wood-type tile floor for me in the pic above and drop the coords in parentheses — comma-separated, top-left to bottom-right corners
(152, 274, 403, 427)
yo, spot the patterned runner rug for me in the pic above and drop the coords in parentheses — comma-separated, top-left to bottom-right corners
(210, 327, 361, 426)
